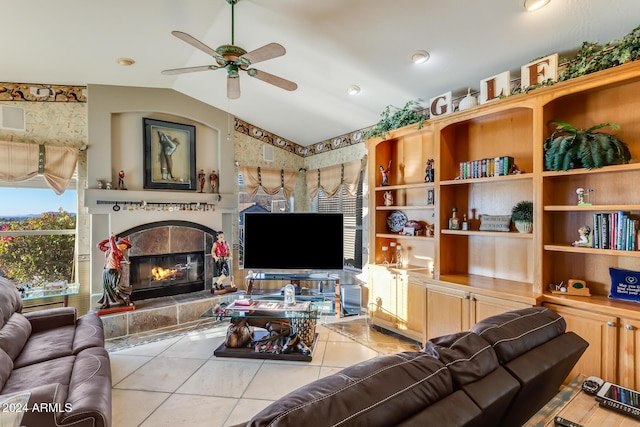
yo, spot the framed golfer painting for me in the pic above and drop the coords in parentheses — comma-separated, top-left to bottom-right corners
(143, 118, 196, 190)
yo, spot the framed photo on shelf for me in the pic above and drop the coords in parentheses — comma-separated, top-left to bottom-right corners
(143, 118, 196, 190)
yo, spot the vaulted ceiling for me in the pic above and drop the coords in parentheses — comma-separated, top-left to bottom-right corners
(4, 0, 640, 146)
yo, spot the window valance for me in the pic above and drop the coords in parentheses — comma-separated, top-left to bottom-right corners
(0, 141, 78, 195)
(240, 166, 299, 198)
(307, 158, 363, 199)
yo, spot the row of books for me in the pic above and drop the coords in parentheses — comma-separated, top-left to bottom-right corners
(459, 156, 514, 179)
(592, 212, 638, 251)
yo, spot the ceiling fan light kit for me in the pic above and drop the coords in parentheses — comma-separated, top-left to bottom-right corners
(161, 0, 297, 99)
(524, 0, 550, 12)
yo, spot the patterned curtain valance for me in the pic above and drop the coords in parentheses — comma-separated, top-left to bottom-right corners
(240, 166, 299, 198)
(306, 158, 364, 199)
(0, 141, 78, 194)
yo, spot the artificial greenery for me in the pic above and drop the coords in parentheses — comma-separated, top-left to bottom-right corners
(364, 100, 425, 140)
(543, 120, 631, 171)
(511, 201, 533, 223)
(559, 24, 640, 81)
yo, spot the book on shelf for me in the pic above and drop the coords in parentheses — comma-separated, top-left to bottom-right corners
(458, 156, 514, 179)
(591, 212, 638, 251)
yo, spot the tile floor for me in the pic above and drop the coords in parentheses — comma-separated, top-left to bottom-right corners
(108, 315, 421, 427)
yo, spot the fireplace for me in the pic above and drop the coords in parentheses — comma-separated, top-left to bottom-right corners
(114, 221, 217, 301)
(129, 251, 205, 300)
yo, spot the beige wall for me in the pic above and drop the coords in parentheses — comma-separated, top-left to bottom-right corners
(1, 86, 370, 313)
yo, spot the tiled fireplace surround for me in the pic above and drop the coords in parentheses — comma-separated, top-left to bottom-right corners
(100, 222, 225, 340)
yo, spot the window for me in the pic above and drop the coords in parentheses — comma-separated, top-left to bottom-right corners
(0, 184, 77, 285)
(237, 171, 290, 268)
(313, 169, 364, 270)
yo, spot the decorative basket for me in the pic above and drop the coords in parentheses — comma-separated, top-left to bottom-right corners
(289, 308, 318, 346)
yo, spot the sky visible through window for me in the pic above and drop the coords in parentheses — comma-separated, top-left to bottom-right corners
(0, 188, 77, 216)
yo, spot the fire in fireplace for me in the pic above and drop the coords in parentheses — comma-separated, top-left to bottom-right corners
(129, 251, 205, 300)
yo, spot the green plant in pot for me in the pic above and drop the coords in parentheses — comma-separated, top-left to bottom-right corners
(543, 120, 631, 171)
(511, 200, 533, 233)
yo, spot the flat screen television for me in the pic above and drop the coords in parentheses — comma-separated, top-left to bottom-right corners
(243, 212, 344, 270)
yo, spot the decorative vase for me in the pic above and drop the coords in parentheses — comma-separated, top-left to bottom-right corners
(458, 88, 478, 111)
(515, 221, 533, 233)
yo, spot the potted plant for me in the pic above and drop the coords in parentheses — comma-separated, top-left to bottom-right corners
(543, 120, 631, 171)
(511, 200, 533, 233)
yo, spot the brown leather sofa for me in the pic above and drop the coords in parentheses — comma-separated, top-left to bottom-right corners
(232, 306, 588, 427)
(0, 277, 112, 427)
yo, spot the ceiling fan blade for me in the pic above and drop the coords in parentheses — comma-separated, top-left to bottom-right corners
(161, 65, 220, 75)
(239, 43, 286, 66)
(246, 68, 298, 91)
(171, 30, 224, 61)
(227, 76, 240, 99)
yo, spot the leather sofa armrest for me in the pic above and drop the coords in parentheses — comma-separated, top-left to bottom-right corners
(23, 307, 77, 333)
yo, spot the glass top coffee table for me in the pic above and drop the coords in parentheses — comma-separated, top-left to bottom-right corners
(209, 296, 321, 362)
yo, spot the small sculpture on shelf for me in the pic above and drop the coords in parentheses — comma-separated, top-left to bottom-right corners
(96, 179, 103, 189)
(379, 160, 391, 186)
(118, 170, 127, 190)
(572, 225, 592, 247)
(424, 158, 434, 183)
(198, 169, 206, 193)
(383, 191, 393, 206)
(209, 169, 219, 193)
(105, 181, 112, 190)
(576, 187, 594, 206)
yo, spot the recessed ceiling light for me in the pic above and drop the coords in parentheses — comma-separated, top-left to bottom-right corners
(524, 0, 550, 12)
(116, 58, 135, 66)
(411, 50, 430, 65)
(347, 85, 361, 96)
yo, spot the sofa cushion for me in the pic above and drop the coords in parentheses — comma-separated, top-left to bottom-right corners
(461, 366, 521, 427)
(62, 346, 111, 427)
(499, 331, 588, 427)
(13, 325, 76, 369)
(0, 349, 13, 390)
(0, 277, 23, 328)
(0, 312, 32, 360)
(72, 313, 105, 354)
(426, 331, 498, 387)
(395, 389, 483, 427)
(1, 355, 75, 395)
(247, 351, 452, 427)
(471, 307, 566, 364)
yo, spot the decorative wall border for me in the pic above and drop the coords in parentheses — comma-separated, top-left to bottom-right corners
(0, 83, 86, 102)
(234, 117, 370, 158)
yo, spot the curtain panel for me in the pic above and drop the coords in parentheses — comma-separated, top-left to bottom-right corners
(0, 141, 78, 195)
(307, 158, 363, 199)
(240, 166, 299, 198)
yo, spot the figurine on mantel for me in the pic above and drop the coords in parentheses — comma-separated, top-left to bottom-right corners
(118, 170, 127, 190)
(198, 169, 206, 193)
(209, 170, 219, 193)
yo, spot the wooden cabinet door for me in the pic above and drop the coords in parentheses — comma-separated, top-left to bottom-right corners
(369, 269, 397, 326)
(426, 285, 469, 339)
(618, 317, 640, 389)
(544, 303, 617, 383)
(470, 294, 532, 328)
(397, 277, 427, 345)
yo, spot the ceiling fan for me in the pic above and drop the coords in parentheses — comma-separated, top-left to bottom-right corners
(161, 0, 297, 99)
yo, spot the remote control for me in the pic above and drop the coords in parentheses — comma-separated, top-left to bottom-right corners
(595, 381, 640, 420)
(554, 416, 584, 427)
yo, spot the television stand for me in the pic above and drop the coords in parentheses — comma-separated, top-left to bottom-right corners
(247, 272, 345, 318)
